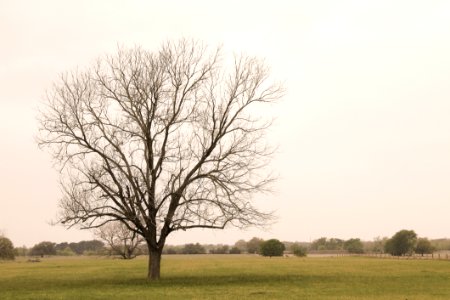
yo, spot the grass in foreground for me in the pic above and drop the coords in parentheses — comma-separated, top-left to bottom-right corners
(1, 255, 449, 299)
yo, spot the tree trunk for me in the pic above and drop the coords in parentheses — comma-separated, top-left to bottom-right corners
(148, 249, 162, 280)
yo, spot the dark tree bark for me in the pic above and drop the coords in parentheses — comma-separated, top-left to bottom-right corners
(38, 39, 283, 280)
(148, 247, 162, 280)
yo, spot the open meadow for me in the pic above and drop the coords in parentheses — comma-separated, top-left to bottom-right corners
(1, 255, 449, 299)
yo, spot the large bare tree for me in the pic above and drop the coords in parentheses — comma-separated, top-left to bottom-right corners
(38, 39, 282, 280)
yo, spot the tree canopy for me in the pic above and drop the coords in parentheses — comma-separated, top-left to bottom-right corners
(30, 241, 57, 257)
(247, 237, 265, 254)
(415, 238, 434, 256)
(344, 238, 364, 254)
(385, 230, 417, 256)
(0, 236, 15, 260)
(260, 239, 285, 257)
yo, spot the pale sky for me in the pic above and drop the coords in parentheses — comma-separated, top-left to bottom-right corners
(1, 0, 449, 247)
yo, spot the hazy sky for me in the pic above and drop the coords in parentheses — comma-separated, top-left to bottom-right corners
(1, 0, 450, 247)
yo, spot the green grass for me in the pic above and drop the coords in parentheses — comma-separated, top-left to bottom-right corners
(1, 255, 449, 299)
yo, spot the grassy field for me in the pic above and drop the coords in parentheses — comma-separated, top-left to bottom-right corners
(1, 255, 449, 299)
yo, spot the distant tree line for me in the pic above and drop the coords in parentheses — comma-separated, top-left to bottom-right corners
(2, 230, 449, 260)
(162, 238, 304, 257)
(307, 230, 437, 257)
(12, 240, 106, 258)
(308, 237, 364, 254)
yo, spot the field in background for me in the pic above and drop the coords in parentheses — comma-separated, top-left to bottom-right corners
(1, 255, 449, 299)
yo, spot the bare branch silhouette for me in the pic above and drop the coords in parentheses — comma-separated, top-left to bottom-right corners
(94, 221, 144, 259)
(38, 39, 283, 280)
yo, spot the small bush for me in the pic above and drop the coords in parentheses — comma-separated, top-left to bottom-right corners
(292, 244, 307, 257)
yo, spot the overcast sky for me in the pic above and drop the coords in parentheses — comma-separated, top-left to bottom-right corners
(1, 0, 450, 247)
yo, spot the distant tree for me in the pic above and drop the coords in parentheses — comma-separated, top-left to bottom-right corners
(344, 238, 364, 254)
(210, 245, 229, 254)
(135, 244, 149, 255)
(229, 246, 241, 254)
(310, 237, 327, 250)
(30, 241, 56, 257)
(182, 243, 206, 254)
(327, 238, 344, 250)
(68, 242, 79, 254)
(234, 239, 248, 253)
(247, 237, 264, 254)
(0, 236, 15, 260)
(163, 246, 179, 254)
(430, 238, 450, 251)
(311, 237, 344, 251)
(383, 239, 393, 255)
(95, 221, 143, 259)
(55, 242, 69, 252)
(291, 243, 307, 257)
(167, 248, 178, 254)
(68, 240, 104, 255)
(368, 236, 388, 253)
(14, 246, 28, 257)
(57, 247, 76, 256)
(415, 238, 434, 256)
(260, 239, 285, 257)
(385, 230, 417, 256)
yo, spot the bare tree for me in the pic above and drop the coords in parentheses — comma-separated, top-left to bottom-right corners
(38, 39, 283, 280)
(94, 221, 143, 259)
